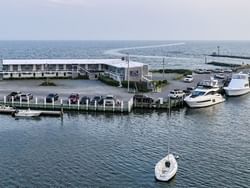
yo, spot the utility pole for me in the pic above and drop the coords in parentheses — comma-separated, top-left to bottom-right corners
(162, 57, 165, 80)
(46, 62, 48, 85)
(127, 54, 130, 93)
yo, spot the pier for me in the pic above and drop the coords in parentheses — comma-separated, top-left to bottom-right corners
(0, 96, 185, 115)
(0, 97, 134, 114)
(210, 54, 250, 60)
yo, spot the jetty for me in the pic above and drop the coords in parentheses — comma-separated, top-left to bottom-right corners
(210, 54, 250, 60)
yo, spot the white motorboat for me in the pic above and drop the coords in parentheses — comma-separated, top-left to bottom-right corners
(184, 78, 225, 108)
(224, 73, 250, 96)
(0, 105, 15, 111)
(184, 88, 225, 108)
(13, 109, 41, 117)
(155, 154, 178, 182)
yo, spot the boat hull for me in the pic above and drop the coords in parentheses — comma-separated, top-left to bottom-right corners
(224, 88, 250, 97)
(184, 95, 225, 108)
(155, 154, 178, 182)
(14, 110, 41, 117)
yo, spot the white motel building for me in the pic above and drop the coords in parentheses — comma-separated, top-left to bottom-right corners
(0, 59, 150, 82)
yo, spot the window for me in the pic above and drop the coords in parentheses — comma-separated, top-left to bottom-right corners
(58, 64, 64, 70)
(13, 65, 18, 71)
(191, 91, 205, 97)
(36, 65, 42, 71)
(66, 65, 72, 71)
(21, 65, 33, 71)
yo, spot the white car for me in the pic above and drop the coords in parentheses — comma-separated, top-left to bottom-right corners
(104, 95, 116, 106)
(168, 89, 186, 99)
(183, 75, 194, 83)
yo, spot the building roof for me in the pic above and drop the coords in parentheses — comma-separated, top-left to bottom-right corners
(2, 59, 145, 68)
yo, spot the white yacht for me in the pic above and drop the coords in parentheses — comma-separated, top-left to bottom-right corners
(184, 78, 225, 108)
(224, 73, 250, 96)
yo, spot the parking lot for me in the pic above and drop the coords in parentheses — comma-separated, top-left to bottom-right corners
(0, 71, 233, 106)
(0, 79, 134, 103)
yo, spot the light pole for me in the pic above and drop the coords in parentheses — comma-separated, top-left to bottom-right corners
(217, 46, 220, 56)
(127, 54, 130, 93)
(162, 57, 165, 80)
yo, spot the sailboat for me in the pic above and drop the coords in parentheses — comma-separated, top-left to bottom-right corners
(155, 120, 178, 181)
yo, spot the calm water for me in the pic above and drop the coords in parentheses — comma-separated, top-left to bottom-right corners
(0, 41, 249, 187)
(0, 97, 249, 187)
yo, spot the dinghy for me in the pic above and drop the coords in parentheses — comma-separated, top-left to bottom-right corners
(155, 153, 178, 182)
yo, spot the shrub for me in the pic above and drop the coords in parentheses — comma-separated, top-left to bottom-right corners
(99, 75, 120, 87)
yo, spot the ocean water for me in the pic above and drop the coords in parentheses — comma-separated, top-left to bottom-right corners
(1, 40, 250, 69)
(0, 41, 249, 187)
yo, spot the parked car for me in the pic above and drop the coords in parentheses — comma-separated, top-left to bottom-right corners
(104, 95, 116, 106)
(80, 96, 91, 105)
(183, 75, 194, 83)
(214, 73, 225, 79)
(16, 93, 33, 101)
(46, 93, 59, 103)
(183, 87, 195, 95)
(68, 93, 79, 104)
(168, 89, 186, 99)
(7, 91, 21, 101)
(90, 96, 104, 105)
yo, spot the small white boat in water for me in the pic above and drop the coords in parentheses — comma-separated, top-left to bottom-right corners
(155, 154, 178, 182)
(13, 109, 41, 117)
(224, 73, 250, 96)
(0, 105, 15, 112)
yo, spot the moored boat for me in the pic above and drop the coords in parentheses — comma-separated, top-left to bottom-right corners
(13, 109, 41, 117)
(155, 154, 178, 182)
(224, 73, 250, 96)
(184, 78, 225, 108)
(184, 88, 225, 108)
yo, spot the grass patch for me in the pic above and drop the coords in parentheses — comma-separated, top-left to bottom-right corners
(99, 75, 120, 87)
(150, 69, 192, 76)
(39, 80, 57, 86)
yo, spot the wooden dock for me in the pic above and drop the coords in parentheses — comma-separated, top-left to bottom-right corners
(0, 98, 134, 114)
(0, 96, 184, 116)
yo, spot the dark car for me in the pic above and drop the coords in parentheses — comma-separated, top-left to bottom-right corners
(7, 91, 21, 101)
(46, 93, 59, 103)
(68, 93, 79, 104)
(80, 96, 90, 105)
(90, 96, 104, 105)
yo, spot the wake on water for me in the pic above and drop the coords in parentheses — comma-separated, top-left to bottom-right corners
(104, 42, 191, 60)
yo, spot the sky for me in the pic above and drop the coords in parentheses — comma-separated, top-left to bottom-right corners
(0, 0, 249, 40)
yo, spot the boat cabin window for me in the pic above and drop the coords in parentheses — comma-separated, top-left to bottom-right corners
(165, 161, 171, 168)
(232, 75, 247, 79)
(244, 84, 249, 87)
(205, 91, 216, 96)
(191, 91, 205, 97)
